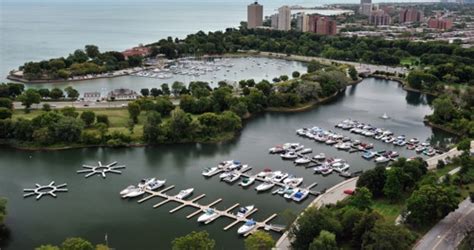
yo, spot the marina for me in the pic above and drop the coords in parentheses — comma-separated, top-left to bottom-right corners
(134, 184, 285, 237)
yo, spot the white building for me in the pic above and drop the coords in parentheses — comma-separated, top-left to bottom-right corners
(271, 14, 279, 29)
(278, 6, 291, 31)
(83, 92, 101, 102)
(107, 88, 139, 101)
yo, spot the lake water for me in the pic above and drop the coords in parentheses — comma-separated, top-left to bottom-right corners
(0, 78, 453, 249)
(23, 57, 308, 95)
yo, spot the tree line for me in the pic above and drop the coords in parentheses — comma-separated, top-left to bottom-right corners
(20, 45, 143, 80)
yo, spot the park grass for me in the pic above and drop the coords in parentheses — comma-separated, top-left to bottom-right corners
(400, 57, 418, 66)
(371, 198, 405, 223)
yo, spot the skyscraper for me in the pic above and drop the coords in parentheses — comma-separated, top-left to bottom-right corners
(308, 15, 337, 35)
(399, 8, 424, 23)
(278, 6, 291, 31)
(296, 13, 310, 32)
(247, 2, 263, 29)
(369, 9, 392, 26)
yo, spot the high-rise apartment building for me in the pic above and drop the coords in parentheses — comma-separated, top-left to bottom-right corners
(307, 15, 337, 35)
(369, 10, 392, 26)
(247, 2, 263, 29)
(399, 8, 424, 23)
(271, 14, 279, 29)
(428, 17, 453, 30)
(296, 13, 310, 32)
(277, 6, 291, 31)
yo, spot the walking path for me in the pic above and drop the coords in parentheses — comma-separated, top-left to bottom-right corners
(274, 177, 358, 249)
(426, 140, 473, 170)
(413, 198, 474, 250)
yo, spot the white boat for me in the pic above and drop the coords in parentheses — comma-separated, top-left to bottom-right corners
(313, 153, 326, 161)
(219, 171, 232, 179)
(321, 168, 333, 176)
(283, 176, 303, 187)
(120, 185, 137, 196)
(236, 205, 255, 217)
(271, 172, 288, 183)
(292, 190, 309, 202)
(239, 176, 255, 187)
(300, 148, 313, 154)
(175, 188, 194, 200)
(280, 151, 298, 159)
(409, 138, 419, 144)
(255, 181, 275, 192)
(333, 163, 350, 173)
(202, 167, 220, 177)
(375, 156, 390, 163)
(381, 113, 389, 119)
(138, 178, 156, 188)
(237, 219, 256, 234)
(197, 208, 218, 223)
(295, 157, 311, 165)
(269, 146, 286, 154)
(146, 179, 166, 191)
(339, 171, 352, 178)
(284, 188, 299, 199)
(256, 169, 273, 178)
(223, 172, 241, 183)
(123, 187, 145, 198)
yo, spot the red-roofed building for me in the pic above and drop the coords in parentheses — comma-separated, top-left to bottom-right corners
(122, 46, 151, 60)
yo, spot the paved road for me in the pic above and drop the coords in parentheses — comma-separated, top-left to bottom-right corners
(414, 198, 474, 250)
(426, 140, 473, 170)
(275, 177, 358, 249)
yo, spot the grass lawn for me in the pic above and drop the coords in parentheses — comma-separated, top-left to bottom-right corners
(400, 57, 418, 66)
(371, 198, 405, 223)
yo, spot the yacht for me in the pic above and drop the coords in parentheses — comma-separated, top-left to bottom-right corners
(269, 146, 286, 154)
(321, 168, 333, 176)
(237, 220, 256, 234)
(255, 181, 275, 192)
(375, 156, 390, 163)
(202, 167, 220, 177)
(120, 185, 137, 196)
(292, 190, 310, 202)
(197, 208, 218, 223)
(271, 172, 288, 183)
(223, 172, 241, 183)
(313, 153, 326, 161)
(283, 176, 303, 187)
(333, 163, 350, 173)
(239, 176, 255, 187)
(300, 148, 313, 154)
(236, 205, 255, 217)
(122, 187, 145, 198)
(284, 188, 299, 199)
(295, 157, 311, 165)
(175, 188, 194, 200)
(138, 178, 156, 188)
(280, 151, 298, 159)
(146, 179, 166, 191)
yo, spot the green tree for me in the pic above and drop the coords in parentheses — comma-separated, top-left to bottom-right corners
(96, 114, 109, 126)
(143, 111, 162, 143)
(43, 103, 51, 112)
(350, 187, 373, 210)
(383, 168, 404, 201)
(280, 75, 289, 81)
(171, 81, 185, 97)
(80, 111, 96, 127)
(348, 66, 358, 80)
(171, 231, 215, 250)
(308, 60, 322, 73)
(357, 166, 387, 198)
(64, 86, 79, 100)
(18, 89, 41, 111)
(244, 231, 275, 250)
(85, 45, 100, 58)
(352, 211, 383, 248)
(61, 237, 94, 250)
(457, 138, 471, 152)
(406, 184, 460, 226)
(432, 96, 457, 122)
(292, 71, 300, 78)
(140, 88, 150, 97)
(61, 107, 79, 118)
(0, 108, 12, 119)
(38, 89, 50, 99)
(49, 88, 64, 100)
(128, 102, 141, 124)
(0, 98, 13, 109)
(51, 116, 84, 143)
(161, 83, 171, 96)
(150, 88, 161, 97)
(309, 230, 338, 250)
(168, 108, 193, 142)
(35, 245, 60, 250)
(361, 223, 415, 250)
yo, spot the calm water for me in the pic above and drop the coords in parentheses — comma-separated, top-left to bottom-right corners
(0, 78, 452, 249)
(24, 57, 308, 94)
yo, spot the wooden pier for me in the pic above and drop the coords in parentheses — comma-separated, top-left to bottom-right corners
(135, 185, 285, 237)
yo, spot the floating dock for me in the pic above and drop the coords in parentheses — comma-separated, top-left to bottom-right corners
(135, 185, 285, 236)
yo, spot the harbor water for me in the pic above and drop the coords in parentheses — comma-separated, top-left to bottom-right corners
(0, 78, 453, 249)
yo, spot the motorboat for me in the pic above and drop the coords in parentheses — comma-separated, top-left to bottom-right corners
(295, 157, 311, 165)
(292, 190, 309, 202)
(237, 205, 255, 217)
(339, 171, 352, 178)
(218, 160, 235, 169)
(120, 185, 137, 196)
(283, 176, 303, 187)
(146, 179, 166, 191)
(197, 208, 218, 223)
(271, 172, 288, 183)
(239, 176, 255, 187)
(237, 219, 256, 234)
(421, 142, 430, 147)
(223, 172, 241, 183)
(202, 167, 220, 177)
(333, 163, 350, 173)
(374, 134, 384, 140)
(362, 151, 376, 159)
(409, 138, 419, 144)
(336, 143, 351, 151)
(424, 148, 436, 156)
(122, 187, 145, 198)
(283, 188, 299, 199)
(381, 113, 389, 119)
(321, 168, 333, 176)
(269, 145, 286, 154)
(415, 146, 426, 153)
(313, 153, 326, 161)
(219, 171, 232, 179)
(384, 137, 395, 143)
(175, 188, 194, 200)
(300, 148, 313, 154)
(407, 144, 416, 150)
(255, 181, 275, 192)
(138, 178, 156, 188)
(387, 151, 399, 158)
(375, 156, 390, 163)
(228, 161, 243, 170)
(280, 151, 298, 159)
(256, 168, 272, 178)
(325, 139, 337, 145)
